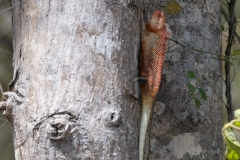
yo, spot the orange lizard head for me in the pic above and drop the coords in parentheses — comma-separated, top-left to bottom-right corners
(148, 10, 166, 32)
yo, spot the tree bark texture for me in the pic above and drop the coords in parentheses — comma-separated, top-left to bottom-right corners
(145, 0, 223, 159)
(9, 0, 140, 159)
(5, 0, 223, 160)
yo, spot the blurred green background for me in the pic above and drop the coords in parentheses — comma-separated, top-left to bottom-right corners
(0, 0, 240, 160)
(0, 0, 14, 160)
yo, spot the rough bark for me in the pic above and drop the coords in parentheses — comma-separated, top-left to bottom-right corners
(2, 0, 223, 159)
(8, 0, 140, 159)
(146, 0, 223, 159)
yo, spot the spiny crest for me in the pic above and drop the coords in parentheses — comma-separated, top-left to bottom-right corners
(165, 24, 172, 39)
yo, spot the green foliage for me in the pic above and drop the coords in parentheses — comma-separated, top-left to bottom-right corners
(187, 83, 195, 92)
(194, 99, 202, 108)
(222, 56, 233, 65)
(198, 88, 207, 100)
(186, 70, 207, 108)
(186, 70, 196, 78)
(231, 50, 240, 57)
(221, 25, 225, 31)
(223, 109, 240, 159)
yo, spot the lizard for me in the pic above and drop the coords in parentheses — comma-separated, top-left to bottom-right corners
(139, 10, 171, 160)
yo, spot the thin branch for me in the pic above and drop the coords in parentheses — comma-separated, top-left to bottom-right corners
(169, 38, 240, 61)
(169, 38, 220, 56)
(0, 83, 3, 98)
(221, 5, 230, 22)
(235, 31, 240, 44)
(0, 1, 22, 14)
(224, 0, 237, 122)
(221, 74, 226, 83)
(221, 0, 228, 8)
(237, 20, 240, 25)
(230, 58, 236, 84)
(0, 117, 6, 121)
(0, 6, 12, 14)
(5, 142, 13, 150)
(0, 49, 12, 54)
(222, 32, 229, 39)
(167, 43, 181, 53)
(236, 57, 240, 70)
(0, 121, 7, 130)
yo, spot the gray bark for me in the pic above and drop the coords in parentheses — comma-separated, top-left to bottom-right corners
(146, 0, 223, 159)
(8, 0, 140, 159)
(2, 0, 223, 159)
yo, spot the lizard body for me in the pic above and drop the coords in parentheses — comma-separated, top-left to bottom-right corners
(139, 10, 171, 160)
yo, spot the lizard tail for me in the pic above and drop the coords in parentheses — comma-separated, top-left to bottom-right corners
(139, 95, 153, 160)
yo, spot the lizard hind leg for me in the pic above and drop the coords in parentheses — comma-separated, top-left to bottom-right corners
(139, 95, 153, 160)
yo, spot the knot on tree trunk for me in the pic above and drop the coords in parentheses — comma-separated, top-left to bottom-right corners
(46, 113, 79, 140)
(102, 110, 121, 127)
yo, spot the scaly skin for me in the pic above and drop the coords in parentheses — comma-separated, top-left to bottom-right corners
(139, 10, 171, 160)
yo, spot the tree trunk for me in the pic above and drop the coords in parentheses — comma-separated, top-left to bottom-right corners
(1, 0, 223, 159)
(7, 0, 140, 159)
(146, 0, 223, 159)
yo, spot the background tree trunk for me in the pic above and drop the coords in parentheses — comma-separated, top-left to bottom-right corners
(146, 0, 223, 159)
(3, 0, 223, 159)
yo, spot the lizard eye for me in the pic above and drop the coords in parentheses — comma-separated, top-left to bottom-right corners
(157, 12, 164, 18)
